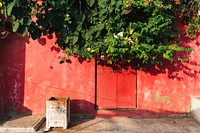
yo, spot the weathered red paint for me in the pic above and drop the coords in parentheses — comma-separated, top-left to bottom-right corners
(137, 24, 200, 114)
(0, 33, 96, 116)
(0, 86, 2, 116)
(97, 65, 136, 109)
(24, 35, 95, 115)
(0, 33, 26, 116)
(0, 22, 200, 117)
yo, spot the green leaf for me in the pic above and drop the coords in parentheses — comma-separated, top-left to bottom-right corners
(7, 3, 14, 16)
(76, 13, 85, 24)
(82, 32, 90, 41)
(12, 21, 20, 32)
(23, 17, 31, 26)
(110, 0, 115, 6)
(17, 25, 27, 37)
(99, 9, 107, 15)
(96, 23, 105, 31)
(7, 0, 18, 16)
(181, 58, 190, 62)
(108, 60, 112, 64)
(59, 57, 66, 64)
(86, 0, 95, 7)
(37, 19, 48, 28)
(30, 28, 41, 40)
(72, 36, 79, 44)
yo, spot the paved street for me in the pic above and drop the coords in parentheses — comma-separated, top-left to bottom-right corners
(42, 117, 200, 133)
(1, 114, 200, 133)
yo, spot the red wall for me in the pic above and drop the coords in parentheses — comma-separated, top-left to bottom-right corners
(0, 33, 26, 116)
(97, 64, 137, 109)
(137, 27, 200, 114)
(0, 25, 200, 117)
(24, 35, 95, 115)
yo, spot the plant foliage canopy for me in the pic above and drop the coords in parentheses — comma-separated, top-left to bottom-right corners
(0, 0, 199, 65)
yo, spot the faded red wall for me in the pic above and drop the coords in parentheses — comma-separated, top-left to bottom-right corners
(24, 35, 95, 115)
(0, 33, 27, 116)
(0, 33, 95, 116)
(137, 26, 200, 114)
(0, 23, 200, 116)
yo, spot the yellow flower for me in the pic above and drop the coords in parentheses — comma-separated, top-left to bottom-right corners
(129, 29, 134, 35)
(0, 2, 2, 8)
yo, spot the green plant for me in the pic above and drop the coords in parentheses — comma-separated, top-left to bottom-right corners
(0, 0, 199, 66)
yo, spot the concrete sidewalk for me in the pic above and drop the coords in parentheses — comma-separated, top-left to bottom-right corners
(42, 117, 200, 133)
(0, 115, 45, 133)
(1, 115, 200, 133)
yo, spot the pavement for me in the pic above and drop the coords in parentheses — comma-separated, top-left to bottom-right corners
(0, 115, 45, 133)
(1, 114, 200, 133)
(44, 117, 200, 133)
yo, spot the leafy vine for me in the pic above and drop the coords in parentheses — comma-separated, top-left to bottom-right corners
(0, 0, 199, 66)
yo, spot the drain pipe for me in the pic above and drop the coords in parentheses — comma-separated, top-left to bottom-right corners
(135, 62, 138, 109)
(94, 58, 98, 110)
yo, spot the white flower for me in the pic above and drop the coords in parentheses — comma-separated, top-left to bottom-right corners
(114, 34, 118, 38)
(117, 32, 124, 37)
(87, 48, 91, 51)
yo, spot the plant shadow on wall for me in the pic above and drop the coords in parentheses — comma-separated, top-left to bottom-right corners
(31, 0, 199, 81)
(0, 32, 32, 119)
(39, 29, 199, 81)
(139, 31, 200, 81)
